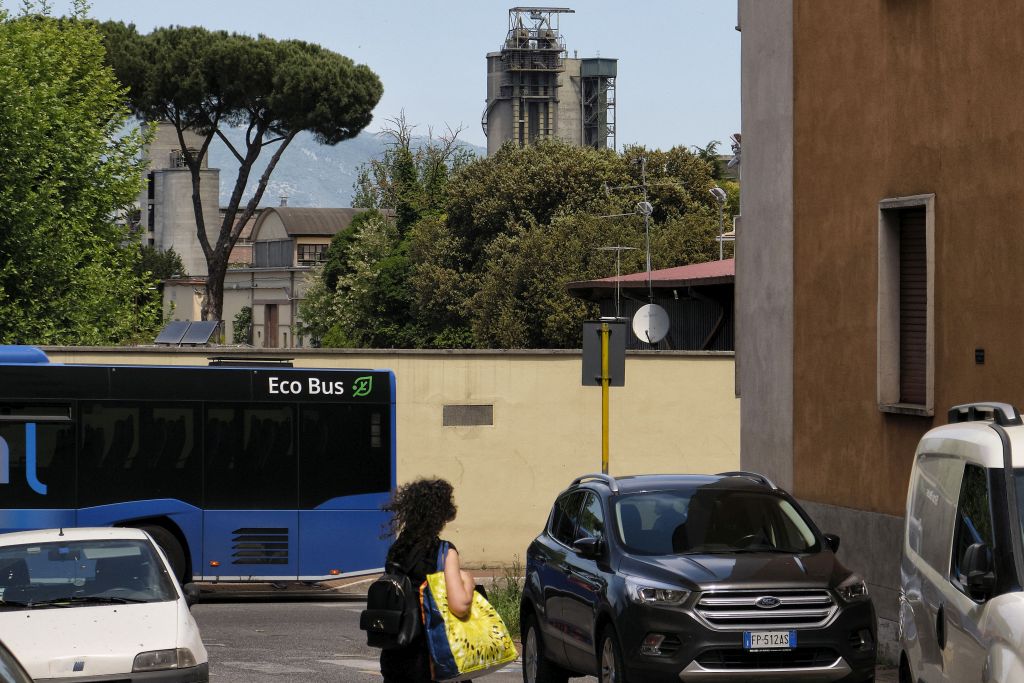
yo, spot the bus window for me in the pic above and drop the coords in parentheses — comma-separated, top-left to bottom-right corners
(299, 405, 391, 508)
(0, 405, 74, 509)
(79, 403, 200, 507)
(205, 405, 296, 509)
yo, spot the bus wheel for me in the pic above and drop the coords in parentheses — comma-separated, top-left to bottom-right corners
(140, 525, 188, 583)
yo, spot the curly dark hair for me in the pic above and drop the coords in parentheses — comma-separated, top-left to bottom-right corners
(383, 478, 457, 556)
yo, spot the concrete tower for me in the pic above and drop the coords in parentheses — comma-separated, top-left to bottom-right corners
(138, 123, 222, 277)
(483, 7, 616, 156)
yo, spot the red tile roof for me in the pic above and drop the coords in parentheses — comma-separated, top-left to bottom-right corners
(567, 258, 734, 291)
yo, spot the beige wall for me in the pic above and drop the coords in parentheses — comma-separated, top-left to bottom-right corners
(251, 211, 288, 241)
(43, 348, 739, 567)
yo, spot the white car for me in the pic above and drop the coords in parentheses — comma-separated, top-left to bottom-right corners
(0, 527, 208, 682)
(899, 402, 1024, 683)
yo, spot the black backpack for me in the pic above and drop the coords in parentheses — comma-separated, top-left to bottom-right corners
(360, 556, 424, 649)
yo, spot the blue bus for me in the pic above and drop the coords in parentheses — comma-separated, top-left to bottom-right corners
(0, 346, 395, 583)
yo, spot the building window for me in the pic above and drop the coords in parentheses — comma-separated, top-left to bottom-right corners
(297, 244, 328, 266)
(878, 194, 934, 415)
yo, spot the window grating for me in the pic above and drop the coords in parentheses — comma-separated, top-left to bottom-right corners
(443, 405, 493, 427)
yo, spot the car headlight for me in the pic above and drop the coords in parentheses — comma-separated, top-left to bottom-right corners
(837, 574, 869, 603)
(132, 648, 197, 672)
(626, 577, 690, 606)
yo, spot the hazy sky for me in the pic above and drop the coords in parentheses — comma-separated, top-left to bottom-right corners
(49, 0, 740, 152)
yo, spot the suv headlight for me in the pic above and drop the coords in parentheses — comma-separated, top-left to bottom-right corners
(837, 574, 869, 603)
(132, 648, 197, 672)
(626, 577, 690, 606)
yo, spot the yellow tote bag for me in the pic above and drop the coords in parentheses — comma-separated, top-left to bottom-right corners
(420, 568, 518, 681)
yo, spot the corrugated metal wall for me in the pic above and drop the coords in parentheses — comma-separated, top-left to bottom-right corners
(598, 286, 733, 351)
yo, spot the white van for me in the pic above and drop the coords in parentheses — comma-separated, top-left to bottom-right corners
(0, 527, 208, 681)
(899, 402, 1024, 683)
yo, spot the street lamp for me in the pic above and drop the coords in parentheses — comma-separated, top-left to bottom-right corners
(709, 186, 728, 260)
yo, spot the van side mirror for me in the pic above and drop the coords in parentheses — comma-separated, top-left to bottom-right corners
(183, 582, 201, 608)
(963, 543, 996, 601)
(823, 533, 841, 553)
(572, 536, 604, 559)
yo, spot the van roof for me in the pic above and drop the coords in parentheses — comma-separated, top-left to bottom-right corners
(917, 421, 1024, 469)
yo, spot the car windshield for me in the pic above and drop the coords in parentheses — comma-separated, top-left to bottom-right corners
(614, 487, 820, 555)
(0, 539, 177, 608)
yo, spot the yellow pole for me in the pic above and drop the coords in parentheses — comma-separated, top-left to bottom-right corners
(601, 322, 610, 475)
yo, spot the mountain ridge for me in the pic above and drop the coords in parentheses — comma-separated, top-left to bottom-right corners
(207, 127, 485, 209)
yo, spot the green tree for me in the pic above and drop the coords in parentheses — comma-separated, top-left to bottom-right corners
(310, 129, 727, 349)
(693, 140, 723, 180)
(232, 305, 252, 345)
(430, 141, 723, 348)
(0, 2, 159, 344)
(137, 245, 186, 281)
(320, 213, 416, 348)
(352, 111, 473, 232)
(299, 115, 474, 349)
(99, 22, 383, 323)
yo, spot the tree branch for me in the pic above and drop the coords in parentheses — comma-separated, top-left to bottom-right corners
(215, 128, 245, 164)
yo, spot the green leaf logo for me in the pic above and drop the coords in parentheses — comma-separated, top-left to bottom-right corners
(352, 376, 373, 397)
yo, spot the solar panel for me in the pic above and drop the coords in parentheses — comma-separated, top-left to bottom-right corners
(154, 320, 190, 345)
(180, 320, 220, 345)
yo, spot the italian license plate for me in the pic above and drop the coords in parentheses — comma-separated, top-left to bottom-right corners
(743, 630, 796, 650)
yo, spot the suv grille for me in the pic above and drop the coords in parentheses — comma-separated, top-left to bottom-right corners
(696, 647, 840, 669)
(695, 589, 837, 630)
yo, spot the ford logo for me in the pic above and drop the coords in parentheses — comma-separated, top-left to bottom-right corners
(755, 596, 782, 609)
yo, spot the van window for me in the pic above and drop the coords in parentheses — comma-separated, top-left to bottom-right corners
(951, 464, 994, 592)
(908, 453, 964, 574)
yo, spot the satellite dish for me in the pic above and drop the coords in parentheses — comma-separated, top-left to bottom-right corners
(632, 304, 669, 344)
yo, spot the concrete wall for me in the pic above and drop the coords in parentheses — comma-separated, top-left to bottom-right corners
(485, 53, 514, 156)
(153, 168, 221, 277)
(556, 58, 583, 147)
(736, 0, 794, 490)
(42, 348, 739, 567)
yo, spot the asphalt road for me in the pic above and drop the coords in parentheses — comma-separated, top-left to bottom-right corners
(192, 598, 896, 682)
(192, 598, 543, 682)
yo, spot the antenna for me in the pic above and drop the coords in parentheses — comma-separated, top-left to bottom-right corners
(597, 154, 671, 345)
(597, 246, 638, 319)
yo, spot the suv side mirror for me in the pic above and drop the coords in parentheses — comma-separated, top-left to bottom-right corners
(963, 543, 996, 601)
(182, 582, 201, 608)
(572, 536, 604, 559)
(823, 533, 841, 553)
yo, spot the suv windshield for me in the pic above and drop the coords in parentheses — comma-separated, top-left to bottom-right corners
(614, 487, 820, 555)
(0, 539, 176, 608)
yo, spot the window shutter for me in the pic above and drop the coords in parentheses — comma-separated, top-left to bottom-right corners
(899, 208, 927, 405)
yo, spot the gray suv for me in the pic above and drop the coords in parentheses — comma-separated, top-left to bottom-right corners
(520, 472, 877, 682)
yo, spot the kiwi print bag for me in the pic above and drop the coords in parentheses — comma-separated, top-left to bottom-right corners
(420, 541, 518, 681)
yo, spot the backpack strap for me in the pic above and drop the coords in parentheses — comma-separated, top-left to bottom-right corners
(386, 540, 430, 576)
(435, 540, 450, 573)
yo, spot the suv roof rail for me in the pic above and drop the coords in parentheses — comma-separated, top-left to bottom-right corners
(571, 473, 619, 494)
(948, 402, 1024, 427)
(716, 470, 778, 489)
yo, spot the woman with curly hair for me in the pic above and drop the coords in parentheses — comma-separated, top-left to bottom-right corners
(380, 478, 475, 682)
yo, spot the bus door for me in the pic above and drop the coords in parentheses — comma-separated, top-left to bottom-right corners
(202, 404, 299, 580)
(297, 404, 393, 578)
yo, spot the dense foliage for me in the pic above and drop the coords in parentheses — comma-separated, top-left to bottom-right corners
(98, 21, 383, 323)
(301, 127, 737, 349)
(0, 2, 159, 345)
